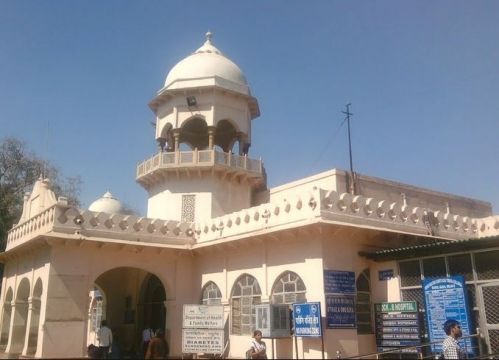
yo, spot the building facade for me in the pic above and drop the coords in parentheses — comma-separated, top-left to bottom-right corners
(1, 33, 498, 358)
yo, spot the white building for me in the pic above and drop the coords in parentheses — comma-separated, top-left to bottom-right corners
(1, 33, 498, 359)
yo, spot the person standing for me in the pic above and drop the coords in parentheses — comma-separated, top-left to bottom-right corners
(97, 320, 113, 359)
(248, 330, 267, 359)
(442, 319, 467, 359)
(145, 329, 169, 359)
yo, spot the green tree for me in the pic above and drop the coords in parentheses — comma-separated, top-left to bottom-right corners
(0, 137, 82, 249)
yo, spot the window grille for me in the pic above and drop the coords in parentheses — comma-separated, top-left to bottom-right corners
(201, 281, 222, 305)
(475, 250, 499, 280)
(181, 195, 195, 222)
(231, 274, 261, 335)
(271, 271, 306, 305)
(422, 257, 446, 278)
(399, 260, 421, 287)
(448, 254, 473, 281)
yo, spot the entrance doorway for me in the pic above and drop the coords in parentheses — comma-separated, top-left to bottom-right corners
(90, 267, 167, 356)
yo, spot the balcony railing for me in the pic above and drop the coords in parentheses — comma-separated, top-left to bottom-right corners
(136, 149, 263, 179)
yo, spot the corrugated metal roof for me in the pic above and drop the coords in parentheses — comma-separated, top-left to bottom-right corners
(359, 235, 499, 261)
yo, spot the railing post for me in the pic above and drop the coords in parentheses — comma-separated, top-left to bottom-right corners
(227, 152, 231, 166)
(244, 154, 247, 169)
(194, 148, 198, 164)
(176, 150, 180, 165)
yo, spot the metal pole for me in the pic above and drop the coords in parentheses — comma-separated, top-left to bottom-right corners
(343, 103, 354, 175)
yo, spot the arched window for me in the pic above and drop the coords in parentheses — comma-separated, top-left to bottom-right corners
(231, 274, 261, 335)
(201, 281, 222, 305)
(356, 269, 373, 334)
(271, 271, 307, 304)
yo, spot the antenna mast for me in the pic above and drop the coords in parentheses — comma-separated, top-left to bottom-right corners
(342, 104, 356, 194)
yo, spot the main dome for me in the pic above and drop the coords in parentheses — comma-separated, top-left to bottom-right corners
(164, 32, 249, 95)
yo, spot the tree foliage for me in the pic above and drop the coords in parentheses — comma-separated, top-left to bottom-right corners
(0, 137, 82, 248)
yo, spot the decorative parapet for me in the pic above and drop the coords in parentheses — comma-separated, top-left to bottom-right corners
(7, 186, 498, 251)
(6, 204, 195, 251)
(477, 216, 499, 237)
(320, 190, 487, 240)
(6, 205, 57, 251)
(195, 187, 322, 243)
(194, 187, 496, 244)
(136, 149, 263, 182)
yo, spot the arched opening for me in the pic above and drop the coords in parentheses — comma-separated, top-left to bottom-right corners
(230, 274, 261, 335)
(10, 278, 30, 353)
(356, 269, 373, 334)
(270, 271, 306, 359)
(271, 271, 307, 305)
(87, 285, 106, 346)
(215, 120, 238, 152)
(180, 117, 208, 150)
(0, 287, 13, 349)
(200, 281, 222, 305)
(158, 123, 173, 152)
(140, 274, 166, 332)
(90, 267, 167, 357)
(26, 278, 42, 355)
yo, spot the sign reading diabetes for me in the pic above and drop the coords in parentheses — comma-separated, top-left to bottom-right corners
(374, 301, 422, 354)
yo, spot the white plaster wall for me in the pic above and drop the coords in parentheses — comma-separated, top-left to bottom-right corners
(147, 175, 252, 221)
(370, 261, 402, 304)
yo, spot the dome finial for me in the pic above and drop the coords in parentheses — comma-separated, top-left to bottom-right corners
(205, 31, 213, 43)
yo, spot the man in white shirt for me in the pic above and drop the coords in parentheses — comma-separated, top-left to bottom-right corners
(97, 320, 113, 359)
(442, 319, 466, 359)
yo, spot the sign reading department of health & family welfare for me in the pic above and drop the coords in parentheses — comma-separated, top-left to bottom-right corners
(326, 295, 356, 328)
(182, 305, 224, 354)
(423, 276, 474, 356)
(323, 270, 356, 294)
(182, 304, 224, 329)
(293, 302, 322, 337)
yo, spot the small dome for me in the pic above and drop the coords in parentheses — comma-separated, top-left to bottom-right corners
(164, 32, 249, 94)
(88, 191, 124, 214)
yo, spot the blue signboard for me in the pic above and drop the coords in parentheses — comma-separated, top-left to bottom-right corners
(324, 270, 355, 294)
(423, 276, 474, 356)
(326, 295, 356, 328)
(378, 269, 394, 281)
(293, 302, 322, 337)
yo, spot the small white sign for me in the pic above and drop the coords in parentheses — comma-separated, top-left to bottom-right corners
(182, 329, 224, 354)
(183, 305, 224, 329)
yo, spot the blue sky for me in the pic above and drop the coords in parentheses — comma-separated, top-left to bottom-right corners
(1, 1, 498, 214)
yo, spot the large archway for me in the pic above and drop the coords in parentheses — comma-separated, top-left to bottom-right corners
(91, 267, 167, 356)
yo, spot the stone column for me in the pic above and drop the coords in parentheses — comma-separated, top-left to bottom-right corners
(4, 301, 16, 353)
(173, 130, 181, 152)
(21, 297, 34, 355)
(207, 127, 216, 149)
